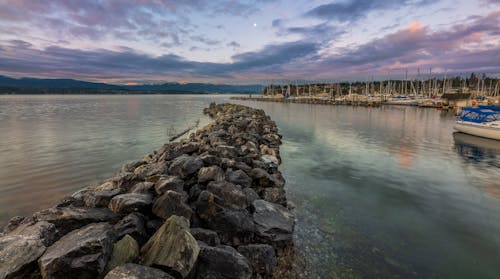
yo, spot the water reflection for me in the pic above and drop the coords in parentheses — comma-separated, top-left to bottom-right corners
(453, 132, 500, 167)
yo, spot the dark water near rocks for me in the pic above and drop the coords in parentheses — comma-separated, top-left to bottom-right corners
(1, 95, 499, 278)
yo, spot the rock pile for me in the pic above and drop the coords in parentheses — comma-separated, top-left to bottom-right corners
(0, 103, 295, 279)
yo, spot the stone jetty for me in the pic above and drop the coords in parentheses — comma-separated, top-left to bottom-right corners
(0, 103, 297, 279)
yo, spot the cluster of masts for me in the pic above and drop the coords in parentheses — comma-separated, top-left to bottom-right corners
(263, 74, 500, 98)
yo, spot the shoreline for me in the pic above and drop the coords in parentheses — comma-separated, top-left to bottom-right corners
(0, 103, 298, 278)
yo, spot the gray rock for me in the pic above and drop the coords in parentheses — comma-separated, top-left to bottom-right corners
(121, 160, 147, 173)
(152, 190, 193, 220)
(140, 216, 199, 278)
(243, 188, 260, 205)
(34, 207, 117, 236)
(195, 245, 252, 279)
(3, 216, 27, 233)
(190, 228, 220, 247)
(83, 188, 123, 207)
(38, 222, 116, 279)
(195, 191, 224, 222)
(168, 155, 204, 178)
(109, 172, 139, 190)
(113, 213, 147, 244)
(155, 176, 184, 195)
(105, 235, 139, 274)
(177, 142, 200, 154)
(261, 187, 287, 205)
(198, 154, 221, 166)
(104, 263, 174, 279)
(215, 145, 239, 158)
(252, 199, 294, 242)
(261, 154, 279, 165)
(238, 244, 277, 277)
(197, 166, 224, 183)
(209, 206, 255, 245)
(226, 169, 252, 188)
(108, 193, 153, 214)
(249, 168, 279, 188)
(133, 162, 168, 178)
(130, 182, 154, 193)
(207, 181, 247, 208)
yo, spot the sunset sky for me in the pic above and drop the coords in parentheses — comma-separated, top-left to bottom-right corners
(0, 0, 499, 84)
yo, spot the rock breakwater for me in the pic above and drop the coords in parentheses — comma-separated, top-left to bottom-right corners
(0, 103, 298, 279)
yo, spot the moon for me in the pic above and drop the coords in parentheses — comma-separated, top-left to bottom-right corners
(253, 23, 257, 27)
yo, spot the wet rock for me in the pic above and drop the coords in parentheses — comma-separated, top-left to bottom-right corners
(34, 207, 117, 236)
(209, 206, 255, 245)
(152, 190, 193, 220)
(108, 193, 153, 214)
(195, 244, 252, 279)
(133, 162, 168, 178)
(83, 188, 123, 207)
(238, 244, 277, 277)
(190, 228, 220, 247)
(113, 213, 147, 244)
(207, 181, 247, 208)
(250, 168, 279, 188)
(252, 199, 294, 243)
(105, 235, 139, 274)
(155, 176, 184, 195)
(38, 222, 115, 279)
(130, 182, 154, 193)
(140, 216, 199, 278)
(261, 187, 287, 205)
(243, 188, 260, 205)
(168, 155, 204, 178)
(197, 166, 225, 183)
(109, 172, 139, 191)
(4, 216, 27, 233)
(226, 169, 252, 188)
(104, 263, 174, 279)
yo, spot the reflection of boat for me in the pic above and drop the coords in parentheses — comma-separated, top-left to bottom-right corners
(453, 106, 500, 140)
(453, 132, 500, 167)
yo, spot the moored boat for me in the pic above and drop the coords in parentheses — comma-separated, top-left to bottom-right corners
(453, 106, 500, 140)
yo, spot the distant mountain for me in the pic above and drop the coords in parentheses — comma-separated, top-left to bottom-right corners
(0, 75, 263, 94)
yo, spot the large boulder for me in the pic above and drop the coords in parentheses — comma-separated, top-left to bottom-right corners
(208, 206, 255, 245)
(195, 191, 224, 222)
(206, 181, 247, 208)
(113, 213, 147, 245)
(197, 166, 224, 183)
(154, 176, 184, 195)
(130, 182, 154, 193)
(38, 222, 116, 278)
(237, 244, 277, 277)
(82, 188, 123, 207)
(105, 235, 139, 274)
(226, 169, 252, 188)
(252, 199, 294, 243)
(194, 244, 252, 279)
(249, 168, 279, 188)
(168, 155, 204, 178)
(152, 191, 193, 220)
(33, 207, 117, 236)
(133, 162, 168, 178)
(0, 221, 57, 279)
(261, 187, 287, 205)
(108, 193, 153, 214)
(140, 216, 199, 278)
(104, 263, 174, 279)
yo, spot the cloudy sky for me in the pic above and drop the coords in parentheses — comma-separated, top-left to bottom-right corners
(0, 0, 499, 84)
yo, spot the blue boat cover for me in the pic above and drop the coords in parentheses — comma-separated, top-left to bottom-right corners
(459, 107, 500, 123)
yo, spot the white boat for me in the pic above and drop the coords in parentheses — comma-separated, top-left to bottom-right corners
(453, 106, 500, 140)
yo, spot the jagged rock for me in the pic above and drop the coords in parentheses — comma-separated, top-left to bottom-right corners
(243, 188, 260, 205)
(238, 244, 277, 277)
(177, 142, 200, 154)
(249, 168, 279, 188)
(155, 176, 184, 195)
(152, 190, 193, 220)
(195, 244, 252, 279)
(226, 169, 252, 188)
(168, 155, 204, 178)
(38, 222, 116, 278)
(109, 172, 139, 190)
(3, 216, 27, 233)
(104, 263, 175, 279)
(34, 207, 117, 236)
(252, 199, 294, 242)
(130, 182, 154, 193)
(198, 166, 224, 183)
(195, 191, 224, 221)
(198, 154, 221, 166)
(83, 188, 123, 207)
(261, 187, 287, 205)
(108, 193, 153, 214)
(105, 235, 139, 274)
(113, 213, 147, 244)
(133, 162, 168, 178)
(209, 206, 255, 245)
(121, 160, 147, 173)
(190, 228, 220, 246)
(207, 181, 247, 208)
(140, 216, 199, 278)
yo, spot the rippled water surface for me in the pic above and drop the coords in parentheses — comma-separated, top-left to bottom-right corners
(232, 101, 500, 278)
(1, 95, 499, 278)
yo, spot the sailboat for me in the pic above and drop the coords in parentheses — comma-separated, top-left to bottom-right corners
(454, 106, 500, 140)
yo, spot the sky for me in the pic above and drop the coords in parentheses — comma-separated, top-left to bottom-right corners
(0, 0, 499, 84)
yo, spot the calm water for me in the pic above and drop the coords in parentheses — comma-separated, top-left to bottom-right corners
(1, 95, 500, 278)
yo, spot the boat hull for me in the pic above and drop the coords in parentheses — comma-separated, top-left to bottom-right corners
(453, 122, 500, 140)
